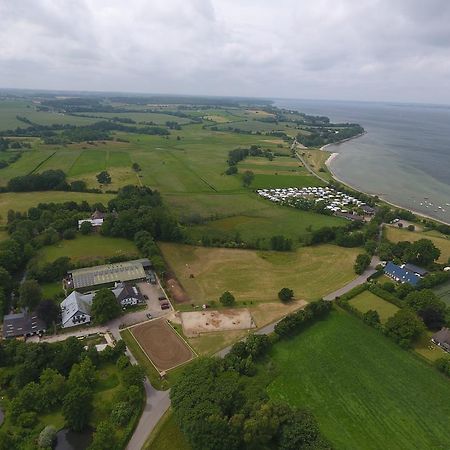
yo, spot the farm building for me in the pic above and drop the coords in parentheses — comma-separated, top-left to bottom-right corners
(431, 327, 450, 353)
(60, 282, 144, 328)
(78, 209, 107, 230)
(403, 263, 428, 277)
(61, 291, 94, 328)
(114, 283, 143, 307)
(2, 311, 46, 339)
(383, 262, 421, 286)
(66, 258, 151, 290)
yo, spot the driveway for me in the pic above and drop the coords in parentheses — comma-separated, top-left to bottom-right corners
(323, 255, 380, 301)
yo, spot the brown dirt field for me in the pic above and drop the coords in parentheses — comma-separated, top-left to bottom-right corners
(131, 319, 194, 371)
(165, 273, 190, 303)
(181, 309, 255, 337)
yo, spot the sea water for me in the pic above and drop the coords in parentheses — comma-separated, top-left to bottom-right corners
(274, 98, 450, 224)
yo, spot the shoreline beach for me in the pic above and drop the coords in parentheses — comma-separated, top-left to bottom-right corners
(323, 136, 450, 226)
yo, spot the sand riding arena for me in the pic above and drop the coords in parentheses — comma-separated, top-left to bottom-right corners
(181, 309, 255, 337)
(130, 318, 195, 372)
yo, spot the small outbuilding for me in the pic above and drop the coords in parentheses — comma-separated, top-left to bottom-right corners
(2, 311, 46, 339)
(431, 327, 450, 353)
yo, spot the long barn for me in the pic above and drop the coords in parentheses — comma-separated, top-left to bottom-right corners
(66, 258, 151, 290)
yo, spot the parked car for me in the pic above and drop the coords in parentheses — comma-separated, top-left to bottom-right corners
(158, 296, 167, 301)
(146, 313, 153, 319)
(143, 294, 149, 300)
(160, 302, 170, 310)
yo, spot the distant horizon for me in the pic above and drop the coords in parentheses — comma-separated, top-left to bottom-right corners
(2, 86, 450, 109)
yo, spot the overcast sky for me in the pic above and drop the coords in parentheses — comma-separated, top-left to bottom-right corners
(1, 0, 450, 103)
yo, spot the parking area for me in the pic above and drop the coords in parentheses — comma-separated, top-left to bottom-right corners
(137, 281, 172, 319)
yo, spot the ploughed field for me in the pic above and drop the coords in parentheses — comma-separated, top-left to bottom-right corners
(267, 310, 450, 450)
(130, 319, 194, 372)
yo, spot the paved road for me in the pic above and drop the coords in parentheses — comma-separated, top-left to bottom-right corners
(126, 381, 170, 450)
(323, 255, 380, 301)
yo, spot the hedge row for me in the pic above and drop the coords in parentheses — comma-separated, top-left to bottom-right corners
(367, 284, 404, 308)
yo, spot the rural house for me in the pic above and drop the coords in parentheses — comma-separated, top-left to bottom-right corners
(3, 311, 46, 339)
(432, 327, 450, 353)
(60, 291, 94, 328)
(383, 261, 421, 286)
(112, 282, 143, 307)
(77, 209, 106, 230)
(403, 263, 428, 277)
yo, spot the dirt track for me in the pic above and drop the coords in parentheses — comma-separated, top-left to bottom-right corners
(131, 319, 193, 371)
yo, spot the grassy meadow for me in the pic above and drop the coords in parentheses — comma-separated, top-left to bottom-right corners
(385, 226, 450, 263)
(159, 243, 360, 304)
(0, 191, 114, 225)
(267, 310, 450, 450)
(350, 289, 399, 322)
(432, 280, 450, 306)
(35, 234, 139, 265)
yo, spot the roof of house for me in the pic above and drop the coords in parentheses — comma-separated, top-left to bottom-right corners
(361, 204, 376, 214)
(60, 291, 94, 326)
(384, 261, 421, 286)
(3, 311, 46, 338)
(335, 211, 365, 222)
(113, 283, 143, 303)
(403, 263, 428, 276)
(68, 259, 147, 289)
(91, 210, 106, 220)
(432, 327, 450, 346)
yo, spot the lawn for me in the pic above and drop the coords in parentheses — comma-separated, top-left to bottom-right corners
(0, 191, 114, 225)
(35, 234, 139, 265)
(144, 409, 191, 450)
(350, 289, 399, 322)
(249, 173, 324, 189)
(159, 243, 360, 304)
(432, 280, 450, 307)
(267, 310, 450, 450)
(184, 201, 345, 247)
(385, 226, 450, 263)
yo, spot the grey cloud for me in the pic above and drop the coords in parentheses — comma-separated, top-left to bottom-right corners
(1, 0, 450, 102)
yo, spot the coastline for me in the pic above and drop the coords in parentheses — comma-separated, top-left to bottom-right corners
(322, 135, 450, 226)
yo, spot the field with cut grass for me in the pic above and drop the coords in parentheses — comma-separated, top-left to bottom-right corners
(35, 234, 139, 265)
(385, 226, 450, 263)
(144, 410, 191, 450)
(160, 243, 360, 304)
(432, 280, 450, 306)
(267, 310, 450, 450)
(0, 191, 114, 225)
(185, 201, 345, 247)
(350, 289, 399, 322)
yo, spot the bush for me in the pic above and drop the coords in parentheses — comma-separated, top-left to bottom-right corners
(38, 425, 57, 448)
(384, 309, 425, 348)
(278, 288, 294, 303)
(219, 291, 235, 307)
(63, 228, 76, 240)
(435, 357, 450, 377)
(354, 253, 371, 274)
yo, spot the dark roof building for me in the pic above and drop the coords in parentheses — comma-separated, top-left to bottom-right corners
(335, 211, 365, 222)
(91, 210, 106, 220)
(403, 263, 428, 277)
(3, 312, 46, 339)
(431, 327, 450, 353)
(384, 261, 421, 286)
(361, 204, 377, 215)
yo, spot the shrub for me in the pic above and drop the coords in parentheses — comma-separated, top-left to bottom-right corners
(278, 288, 294, 303)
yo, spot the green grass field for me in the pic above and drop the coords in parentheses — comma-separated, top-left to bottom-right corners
(144, 409, 191, 450)
(160, 243, 360, 304)
(0, 191, 114, 225)
(35, 234, 139, 265)
(432, 280, 450, 307)
(350, 289, 399, 322)
(185, 201, 345, 246)
(267, 310, 450, 450)
(386, 226, 450, 263)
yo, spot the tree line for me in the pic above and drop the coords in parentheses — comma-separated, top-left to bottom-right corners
(171, 300, 333, 450)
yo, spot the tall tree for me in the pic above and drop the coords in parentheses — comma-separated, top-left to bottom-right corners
(19, 279, 42, 310)
(91, 288, 121, 324)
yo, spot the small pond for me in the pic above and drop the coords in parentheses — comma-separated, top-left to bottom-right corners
(54, 428, 93, 450)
